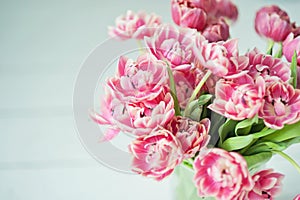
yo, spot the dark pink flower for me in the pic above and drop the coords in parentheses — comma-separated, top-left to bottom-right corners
(283, 33, 300, 66)
(107, 54, 169, 103)
(108, 10, 161, 40)
(208, 76, 265, 120)
(194, 148, 253, 200)
(294, 194, 300, 200)
(171, 0, 207, 31)
(212, 0, 238, 22)
(255, 5, 292, 42)
(129, 126, 183, 181)
(145, 24, 196, 69)
(167, 117, 210, 158)
(247, 48, 291, 83)
(246, 169, 284, 200)
(192, 0, 238, 22)
(260, 81, 300, 129)
(202, 18, 230, 42)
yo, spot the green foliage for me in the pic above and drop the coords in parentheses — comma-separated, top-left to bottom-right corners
(167, 66, 181, 116)
(291, 51, 298, 88)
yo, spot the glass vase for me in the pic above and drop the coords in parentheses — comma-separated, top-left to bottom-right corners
(172, 164, 215, 200)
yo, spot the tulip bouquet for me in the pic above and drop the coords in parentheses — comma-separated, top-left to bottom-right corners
(92, 0, 300, 199)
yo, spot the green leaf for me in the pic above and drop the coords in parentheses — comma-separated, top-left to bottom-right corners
(185, 100, 202, 121)
(262, 120, 300, 143)
(245, 141, 287, 155)
(198, 94, 213, 105)
(209, 112, 225, 146)
(275, 42, 283, 58)
(167, 67, 181, 116)
(278, 137, 300, 148)
(218, 119, 238, 144)
(235, 116, 258, 136)
(244, 152, 272, 171)
(291, 51, 298, 88)
(221, 134, 254, 151)
(249, 119, 265, 133)
(253, 128, 277, 139)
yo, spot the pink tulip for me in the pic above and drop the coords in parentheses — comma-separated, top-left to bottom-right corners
(208, 76, 265, 121)
(90, 87, 122, 141)
(260, 81, 300, 129)
(202, 18, 230, 42)
(173, 68, 201, 108)
(192, 0, 238, 22)
(190, 0, 217, 14)
(171, 0, 207, 31)
(247, 48, 291, 83)
(119, 93, 175, 136)
(193, 38, 239, 77)
(294, 194, 300, 200)
(129, 126, 183, 181)
(193, 148, 253, 200)
(214, 0, 238, 21)
(108, 10, 162, 40)
(246, 169, 284, 200)
(167, 117, 210, 158)
(107, 54, 169, 103)
(92, 90, 175, 138)
(255, 5, 292, 42)
(283, 33, 300, 66)
(145, 24, 196, 69)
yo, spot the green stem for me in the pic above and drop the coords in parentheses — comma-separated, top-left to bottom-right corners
(266, 40, 274, 55)
(136, 40, 145, 53)
(167, 66, 181, 116)
(184, 70, 212, 116)
(182, 159, 194, 170)
(273, 150, 300, 174)
(275, 42, 283, 58)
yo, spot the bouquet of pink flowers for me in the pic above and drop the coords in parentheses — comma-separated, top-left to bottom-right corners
(92, 0, 300, 199)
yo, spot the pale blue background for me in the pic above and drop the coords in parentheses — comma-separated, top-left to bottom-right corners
(0, 0, 299, 199)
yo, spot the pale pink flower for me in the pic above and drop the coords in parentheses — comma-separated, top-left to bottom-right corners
(171, 0, 207, 31)
(255, 5, 292, 42)
(202, 18, 230, 42)
(129, 126, 183, 181)
(247, 48, 291, 83)
(283, 33, 300, 66)
(294, 194, 300, 200)
(92, 90, 175, 138)
(107, 54, 169, 103)
(260, 81, 300, 129)
(145, 24, 197, 69)
(208, 76, 265, 121)
(167, 117, 210, 158)
(90, 87, 122, 141)
(193, 38, 239, 77)
(108, 10, 161, 40)
(118, 93, 175, 136)
(246, 169, 284, 200)
(173, 68, 200, 108)
(194, 148, 253, 200)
